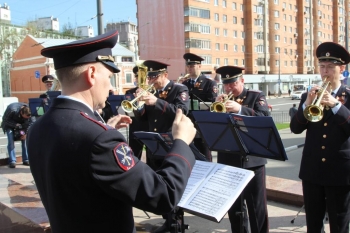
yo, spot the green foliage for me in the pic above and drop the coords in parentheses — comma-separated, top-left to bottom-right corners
(275, 123, 290, 130)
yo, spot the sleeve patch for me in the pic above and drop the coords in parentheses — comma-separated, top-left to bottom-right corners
(113, 142, 135, 171)
(180, 92, 189, 101)
(259, 98, 266, 106)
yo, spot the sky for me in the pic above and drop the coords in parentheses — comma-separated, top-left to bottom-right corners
(3, 0, 137, 34)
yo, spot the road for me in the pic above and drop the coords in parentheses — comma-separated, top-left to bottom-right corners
(267, 96, 302, 112)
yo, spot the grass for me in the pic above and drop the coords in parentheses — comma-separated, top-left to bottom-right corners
(275, 123, 290, 130)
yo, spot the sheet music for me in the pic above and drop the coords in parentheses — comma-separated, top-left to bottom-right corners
(178, 161, 254, 222)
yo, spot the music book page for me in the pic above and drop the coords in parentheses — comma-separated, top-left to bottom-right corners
(177, 160, 254, 222)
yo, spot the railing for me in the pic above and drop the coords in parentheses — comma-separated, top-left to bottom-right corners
(270, 111, 290, 123)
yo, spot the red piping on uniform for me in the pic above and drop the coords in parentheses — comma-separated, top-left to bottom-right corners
(166, 153, 192, 173)
(80, 112, 108, 130)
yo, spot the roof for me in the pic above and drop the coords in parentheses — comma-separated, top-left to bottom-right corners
(29, 35, 135, 57)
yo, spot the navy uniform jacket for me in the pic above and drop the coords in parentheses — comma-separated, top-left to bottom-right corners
(134, 81, 189, 133)
(218, 88, 270, 168)
(182, 74, 217, 103)
(27, 98, 195, 233)
(290, 85, 350, 186)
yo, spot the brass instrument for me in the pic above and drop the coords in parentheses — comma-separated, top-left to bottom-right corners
(121, 63, 156, 113)
(303, 76, 331, 122)
(210, 92, 234, 112)
(121, 84, 155, 113)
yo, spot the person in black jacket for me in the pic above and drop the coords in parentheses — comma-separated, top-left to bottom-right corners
(1, 103, 33, 168)
(182, 53, 217, 162)
(27, 30, 197, 233)
(215, 66, 270, 233)
(290, 42, 350, 233)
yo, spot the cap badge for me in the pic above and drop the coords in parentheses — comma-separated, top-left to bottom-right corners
(226, 74, 230, 78)
(150, 68, 153, 71)
(97, 55, 115, 62)
(326, 52, 330, 57)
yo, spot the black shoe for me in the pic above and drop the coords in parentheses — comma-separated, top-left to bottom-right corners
(23, 161, 30, 166)
(153, 221, 171, 233)
(9, 163, 16, 168)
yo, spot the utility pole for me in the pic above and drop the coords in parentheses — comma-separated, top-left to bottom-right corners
(97, 0, 104, 35)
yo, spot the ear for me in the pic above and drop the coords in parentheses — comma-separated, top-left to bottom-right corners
(85, 64, 97, 87)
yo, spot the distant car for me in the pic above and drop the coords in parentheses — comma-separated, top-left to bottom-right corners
(268, 104, 272, 112)
(291, 91, 304, 100)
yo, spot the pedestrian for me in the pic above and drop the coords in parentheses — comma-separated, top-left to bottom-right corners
(288, 89, 291, 96)
(132, 60, 190, 232)
(39, 75, 55, 99)
(215, 65, 270, 233)
(1, 103, 33, 168)
(290, 41, 350, 233)
(182, 53, 218, 162)
(27, 30, 197, 233)
(289, 104, 298, 120)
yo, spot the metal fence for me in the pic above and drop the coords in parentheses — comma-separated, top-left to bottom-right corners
(270, 111, 290, 123)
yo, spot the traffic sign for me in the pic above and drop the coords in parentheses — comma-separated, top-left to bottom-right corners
(35, 71, 40, 79)
(343, 70, 349, 77)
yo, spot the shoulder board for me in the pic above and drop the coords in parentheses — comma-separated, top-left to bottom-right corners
(174, 83, 185, 86)
(247, 89, 262, 93)
(79, 112, 114, 131)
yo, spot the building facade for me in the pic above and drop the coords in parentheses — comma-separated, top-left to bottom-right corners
(136, 0, 349, 95)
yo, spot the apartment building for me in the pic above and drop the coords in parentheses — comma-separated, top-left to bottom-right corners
(136, 0, 349, 94)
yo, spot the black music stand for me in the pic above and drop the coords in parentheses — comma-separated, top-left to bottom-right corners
(133, 131, 193, 232)
(29, 98, 50, 117)
(107, 95, 125, 115)
(191, 111, 288, 233)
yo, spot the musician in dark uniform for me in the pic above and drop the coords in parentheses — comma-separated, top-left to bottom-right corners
(133, 60, 190, 233)
(290, 42, 350, 233)
(124, 66, 148, 159)
(27, 30, 197, 233)
(215, 66, 270, 233)
(182, 53, 217, 161)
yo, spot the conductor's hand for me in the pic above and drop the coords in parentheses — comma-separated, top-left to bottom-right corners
(172, 108, 196, 145)
(107, 115, 132, 129)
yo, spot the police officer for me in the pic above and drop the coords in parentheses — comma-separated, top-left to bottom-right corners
(182, 53, 217, 161)
(215, 66, 270, 233)
(133, 60, 190, 233)
(291, 42, 350, 233)
(124, 66, 148, 159)
(27, 30, 197, 233)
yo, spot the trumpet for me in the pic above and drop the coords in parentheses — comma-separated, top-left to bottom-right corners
(303, 76, 331, 122)
(121, 84, 155, 113)
(210, 92, 234, 112)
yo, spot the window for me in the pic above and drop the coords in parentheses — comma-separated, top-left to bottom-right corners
(215, 13, 219, 21)
(233, 16, 237, 24)
(234, 59, 238, 65)
(233, 30, 237, 37)
(275, 23, 280, 30)
(125, 73, 133, 83)
(216, 58, 220, 65)
(223, 29, 228, 37)
(185, 39, 211, 49)
(233, 44, 238, 51)
(224, 44, 228, 51)
(274, 0, 279, 4)
(242, 59, 245, 66)
(275, 35, 280, 41)
(202, 55, 212, 64)
(215, 28, 220, 35)
(222, 0, 227, 8)
(275, 47, 280, 53)
(232, 2, 236, 10)
(214, 0, 218, 6)
(184, 23, 211, 34)
(122, 57, 133, 62)
(241, 18, 244, 24)
(240, 4, 244, 11)
(255, 45, 264, 53)
(241, 45, 245, 52)
(223, 14, 227, 22)
(224, 58, 228, 65)
(184, 7, 210, 19)
(215, 43, 220, 50)
(275, 60, 280, 67)
(254, 19, 263, 26)
(274, 10, 279, 17)
(241, 31, 245, 38)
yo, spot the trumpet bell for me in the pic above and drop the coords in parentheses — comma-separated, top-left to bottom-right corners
(121, 100, 134, 113)
(210, 102, 226, 113)
(303, 105, 324, 122)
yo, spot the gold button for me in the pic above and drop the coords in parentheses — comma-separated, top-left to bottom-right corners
(324, 123, 328, 126)
(322, 146, 325, 149)
(155, 119, 157, 122)
(323, 134, 327, 138)
(322, 158, 326, 162)
(154, 128, 157, 131)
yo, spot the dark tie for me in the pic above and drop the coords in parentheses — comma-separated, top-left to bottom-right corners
(190, 79, 195, 87)
(331, 92, 335, 97)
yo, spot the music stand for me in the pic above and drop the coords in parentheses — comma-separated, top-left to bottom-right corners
(133, 131, 193, 232)
(191, 111, 288, 233)
(107, 95, 125, 115)
(29, 98, 50, 117)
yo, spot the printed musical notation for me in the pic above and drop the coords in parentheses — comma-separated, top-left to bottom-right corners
(177, 161, 254, 222)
